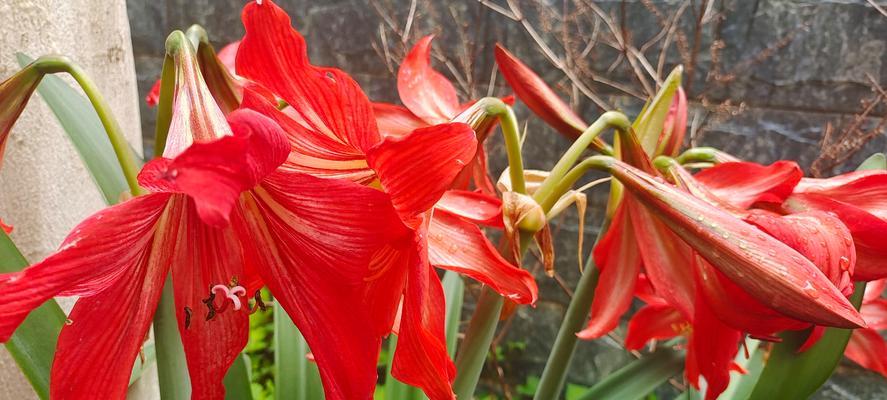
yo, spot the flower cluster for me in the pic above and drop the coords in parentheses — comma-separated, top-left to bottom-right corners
(0, 1, 884, 399)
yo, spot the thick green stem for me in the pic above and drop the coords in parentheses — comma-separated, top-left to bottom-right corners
(537, 156, 615, 212)
(674, 147, 739, 165)
(31, 56, 144, 196)
(452, 235, 532, 398)
(534, 112, 629, 205)
(450, 101, 528, 397)
(533, 220, 610, 400)
(455, 97, 527, 194)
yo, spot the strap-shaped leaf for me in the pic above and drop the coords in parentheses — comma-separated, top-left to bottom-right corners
(0, 230, 65, 400)
(576, 347, 684, 400)
(746, 283, 864, 400)
(16, 54, 135, 205)
(274, 303, 323, 400)
(442, 271, 465, 357)
(857, 153, 886, 171)
(223, 353, 253, 400)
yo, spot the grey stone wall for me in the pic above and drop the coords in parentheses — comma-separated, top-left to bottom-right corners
(126, 0, 886, 398)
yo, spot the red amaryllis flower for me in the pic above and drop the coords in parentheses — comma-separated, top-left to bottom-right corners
(845, 279, 887, 377)
(0, 39, 407, 399)
(235, 2, 537, 399)
(598, 155, 864, 399)
(373, 35, 509, 194)
(694, 161, 887, 280)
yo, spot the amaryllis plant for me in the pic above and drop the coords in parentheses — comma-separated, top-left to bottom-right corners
(0, 1, 884, 399)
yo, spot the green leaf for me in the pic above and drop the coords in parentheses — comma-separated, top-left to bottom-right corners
(442, 271, 464, 357)
(747, 282, 865, 400)
(576, 347, 684, 400)
(224, 353, 254, 400)
(632, 66, 682, 156)
(274, 302, 323, 400)
(16, 54, 135, 205)
(674, 388, 702, 400)
(0, 230, 65, 400)
(857, 153, 886, 171)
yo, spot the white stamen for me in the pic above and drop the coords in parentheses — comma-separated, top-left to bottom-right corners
(211, 284, 248, 312)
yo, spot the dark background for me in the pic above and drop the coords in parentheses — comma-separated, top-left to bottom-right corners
(126, 0, 887, 398)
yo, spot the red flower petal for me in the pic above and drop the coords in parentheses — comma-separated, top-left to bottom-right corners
(784, 193, 887, 280)
(861, 298, 887, 330)
(391, 225, 456, 400)
(434, 190, 503, 228)
(373, 102, 429, 138)
(746, 210, 856, 296)
(795, 170, 887, 220)
(693, 161, 803, 209)
(627, 197, 696, 318)
(658, 87, 687, 157)
(50, 225, 170, 399)
(609, 159, 864, 329)
(494, 44, 586, 140)
(0, 193, 171, 341)
(695, 257, 807, 336)
(139, 109, 288, 227)
(428, 210, 537, 304)
(238, 0, 380, 152)
(397, 36, 461, 124)
(367, 123, 476, 224)
(172, 198, 250, 399)
(624, 304, 687, 350)
(0, 219, 11, 234)
(363, 242, 410, 337)
(241, 89, 376, 184)
(217, 41, 240, 74)
(846, 328, 887, 377)
(685, 290, 742, 400)
(578, 204, 642, 339)
(865, 279, 886, 303)
(798, 325, 827, 353)
(145, 78, 161, 107)
(236, 170, 407, 399)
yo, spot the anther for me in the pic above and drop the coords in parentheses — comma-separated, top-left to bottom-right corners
(202, 292, 217, 321)
(184, 307, 193, 329)
(248, 290, 268, 314)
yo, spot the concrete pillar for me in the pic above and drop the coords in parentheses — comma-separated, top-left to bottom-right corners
(0, 1, 155, 398)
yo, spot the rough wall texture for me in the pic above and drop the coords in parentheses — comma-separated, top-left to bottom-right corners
(0, 0, 151, 398)
(122, 0, 885, 399)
